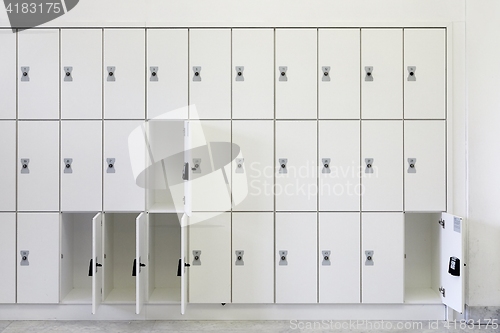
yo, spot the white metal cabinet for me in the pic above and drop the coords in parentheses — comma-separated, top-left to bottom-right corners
(0, 30, 16, 119)
(232, 212, 274, 303)
(61, 121, 102, 212)
(404, 29, 446, 119)
(361, 121, 403, 211)
(275, 29, 317, 119)
(0, 121, 16, 211)
(61, 29, 102, 119)
(17, 213, 60, 304)
(362, 212, 404, 304)
(319, 121, 360, 211)
(104, 29, 145, 119)
(147, 29, 188, 120)
(18, 29, 59, 119)
(0, 213, 15, 303)
(232, 29, 274, 119)
(404, 121, 446, 212)
(319, 29, 360, 119)
(361, 29, 403, 119)
(18, 121, 59, 211)
(189, 29, 231, 119)
(276, 213, 317, 303)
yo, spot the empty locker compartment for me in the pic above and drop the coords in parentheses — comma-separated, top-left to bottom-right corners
(0, 213, 16, 303)
(0, 121, 16, 211)
(0, 30, 16, 119)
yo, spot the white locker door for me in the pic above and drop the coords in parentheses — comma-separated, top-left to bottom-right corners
(17, 213, 60, 304)
(404, 29, 446, 119)
(0, 213, 16, 303)
(362, 212, 404, 304)
(147, 29, 188, 120)
(18, 29, 59, 119)
(361, 121, 403, 211)
(104, 121, 145, 211)
(61, 121, 102, 212)
(135, 212, 147, 314)
(319, 121, 360, 211)
(61, 29, 102, 119)
(0, 121, 16, 211)
(180, 214, 188, 314)
(232, 29, 274, 119)
(189, 29, 231, 119)
(276, 121, 317, 211)
(104, 29, 145, 119)
(188, 212, 231, 303)
(232, 121, 274, 211)
(319, 213, 360, 303)
(232, 213, 274, 303)
(0, 30, 16, 119)
(18, 121, 59, 211)
(276, 29, 317, 119)
(361, 29, 403, 119)
(404, 121, 446, 211)
(276, 213, 317, 303)
(91, 212, 103, 314)
(319, 29, 360, 119)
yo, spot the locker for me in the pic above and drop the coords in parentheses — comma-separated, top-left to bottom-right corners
(319, 121, 360, 211)
(232, 121, 274, 211)
(18, 29, 59, 119)
(0, 30, 16, 119)
(232, 29, 274, 119)
(91, 213, 102, 314)
(361, 121, 403, 211)
(103, 120, 145, 212)
(104, 29, 145, 119)
(276, 213, 317, 303)
(17, 213, 60, 304)
(135, 212, 147, 314)
(404, 121, 446, 211)
(404, 29, 446, 119)
(61, 29, 102, 119)
(232, 213, 274, 303)
(276, 121, 317, 211)
(318, 29, 360, 119)
(361, 29, 403, 119)
(275, 29, 317, 119)
(18, 121, 60, 211)
(319, 213, 360, 303)
(189, 29, 231, 119)
(0, 213, 15, 303)
(362, 212, 404, 304)
(147, 29, 188, 120)
(61, 121, 102, 212)
(0, 121, 16, 211)
(188, 212, 231, 303)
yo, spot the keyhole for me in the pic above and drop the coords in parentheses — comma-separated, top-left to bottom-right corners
(237, 256, 242, 260)
(281, 72, 286, 76)
(281, 164, 286, 168)
(410, 72, 414, 76)
(195, 72, 199, 76)
(237, 72, 242, 76)
(324, 164, 329, 168)
(281, 256, 286, 261)
(109, 72, 113, 76)
(238, 164, 242, 168)
(108, 164, 113, 168)
(324, 256, 329, 260)
(367, 256, 372, 261)
(66, 164, 71, 168)
(367, 164, 372, 168)
(195, 164, 199, 168)
(23, 72, 28, 76)
(194, 256, 199, 260)
(367, 72, 372, 77)
(152, 72, 157, 77)
(324, 72, 329, 76)
(22, 256, 27, 260)
(22, 164, 27, 169)
(410, 164, 415, 168)
(66, 72, 71, 77)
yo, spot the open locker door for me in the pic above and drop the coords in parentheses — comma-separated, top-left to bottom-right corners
(91, 212, 103, 315)
(180, 213, 189, 315)
(136, 212, 148, 314)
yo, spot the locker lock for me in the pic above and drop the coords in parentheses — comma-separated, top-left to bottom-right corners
(322, 250, 331, 266)
(192, 250, 201, 266)
(88, 258, 103, 276)
(64, 158, 73, 174)
(64, 67, 73, 82)
(322, 66, 331, 82)
(235, 158, 244, 174)
(106, 158, 115, 173)
(20, 251, 29, 266)
(279, 66, 288, 82)
(365, 66, 374, 82)
(132, 258, 146, 276)
(407, 66, 416, 81)
(279, 250, 288, 266)
(21, 67, 30, 82)
(235, 250, 244, 266)
(107, 66, 116, 82)
(279, 158, 288, 174)
(365, 250, 374, 266)
(150, 66, 159, 82)
(20, 158, 30, 174)
(235, 66, 244, 81)
(365, 158, 374, 174)
(407, 158, 417, 173)
(322, 158, 331, 174)
(193, 66, 201, 81)
(191, 158, 201, 174)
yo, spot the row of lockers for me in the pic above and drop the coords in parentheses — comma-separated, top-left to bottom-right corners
(0, 28, 445, 120)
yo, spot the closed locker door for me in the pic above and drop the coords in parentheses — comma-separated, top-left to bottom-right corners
(189, 212, 231, 303)
(0, 121, 16, 211)
(189, 29, 231, 119)
(319, 121, 360, 211)
(361, 29, 403, 119)
(61, 121, 102, 212)
(17, 213, 60, 304)
(0, 213, 16, 303)
(0, 30, 16, 119)
(276, 121, 317, 211)
(232, 213, 274, 303)
(61, 29, 102, 119)
(232, 121, 274, 211)
(404, 121, 445, 211)
(404, 29, 445, 119)
(276, 29, 317, 119)
(361, 212, 404, 304)
(104, 121, 145, 212)
(232, 29, 274, 119)
(18, 121, 59, 211)
(18, 29, 59, 119)
(147, 29, 188, 120)
(319, 29, 360, 119)
(319, 213, 360, 303)
(361, 121, 403, 211)
(104, 29, 145, 119)
(276, 213, 317, 303)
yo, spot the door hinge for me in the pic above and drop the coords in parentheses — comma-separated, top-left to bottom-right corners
(439, 286, 445, 297)
(104, 254, 107, 259)
(438, 219, 445, 228)
(183, 196, 185, 204)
